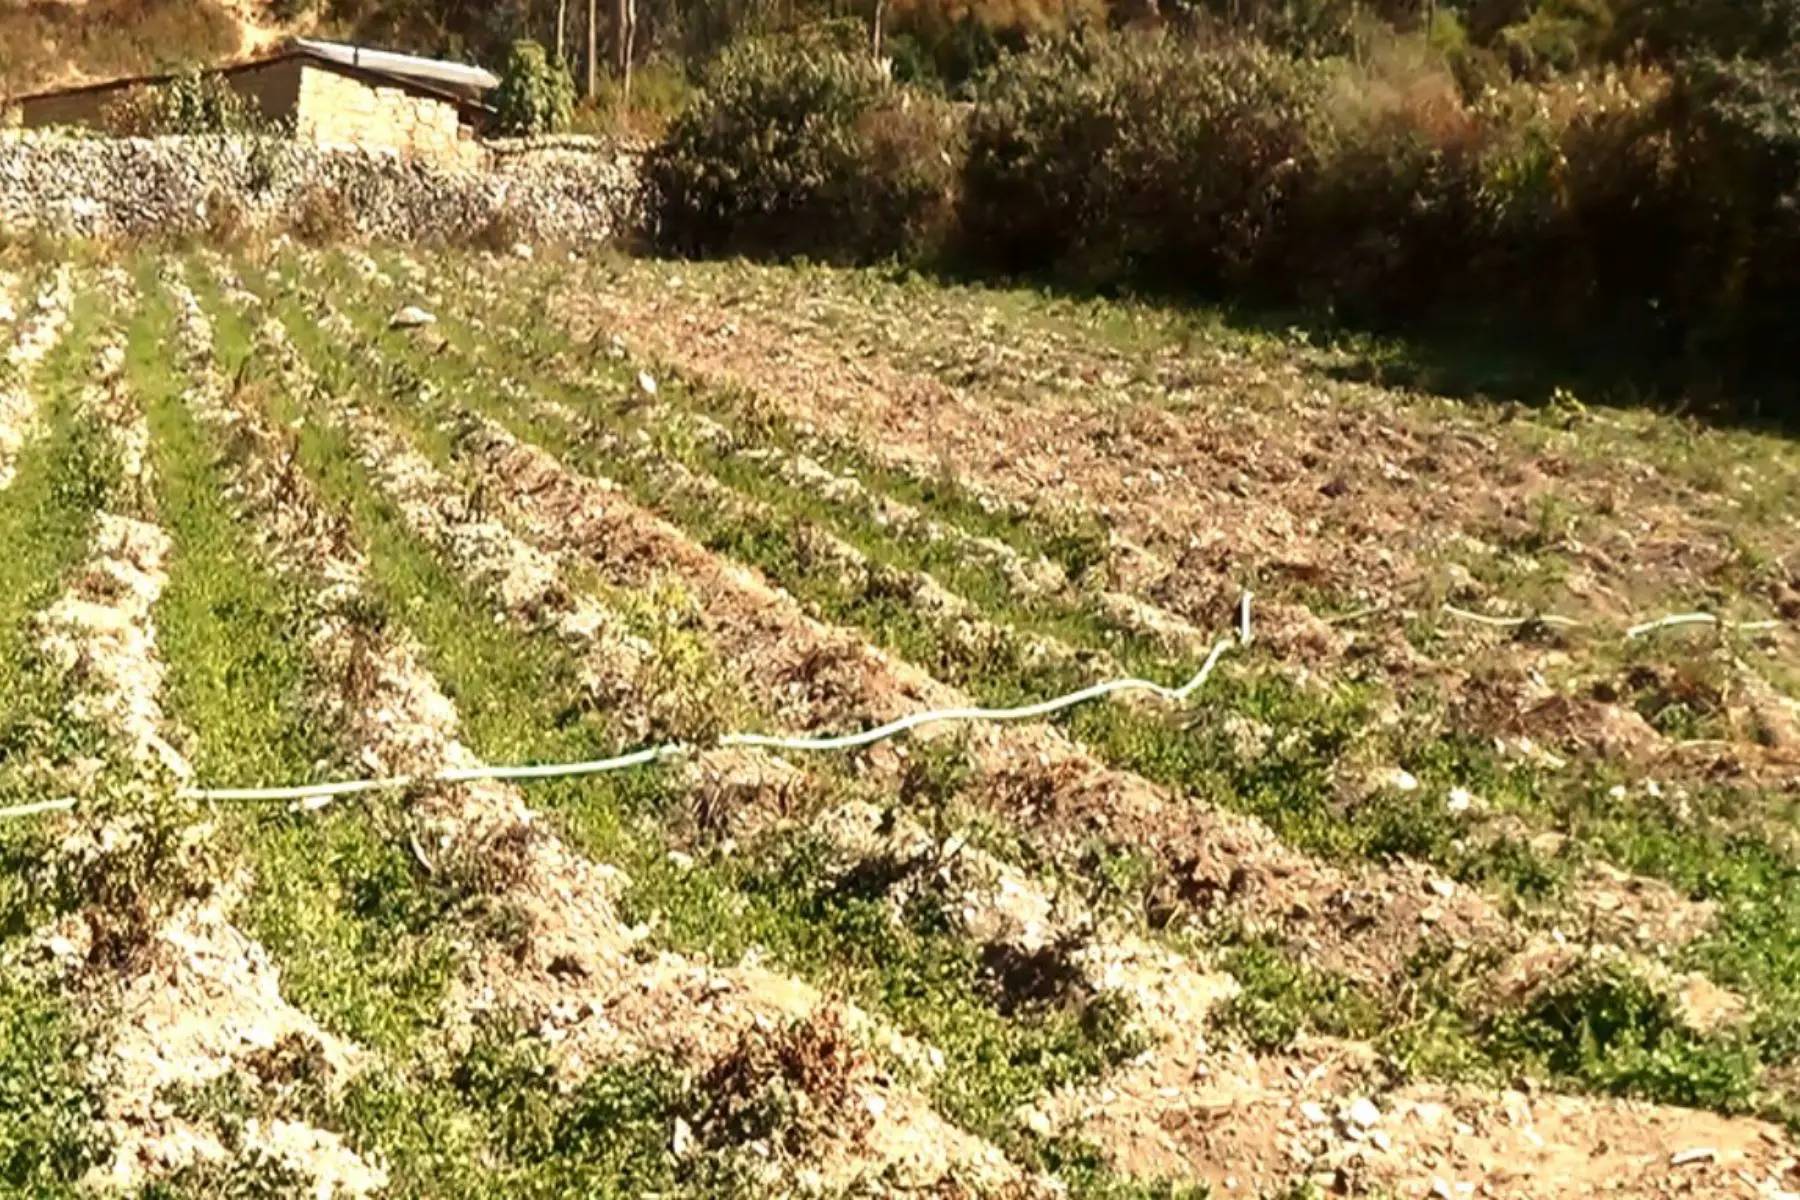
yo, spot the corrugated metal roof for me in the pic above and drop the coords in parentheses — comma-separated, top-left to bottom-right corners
(290, 38, 499, 100)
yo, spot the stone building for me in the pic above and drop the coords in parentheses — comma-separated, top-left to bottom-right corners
(8, 39, 497, 163)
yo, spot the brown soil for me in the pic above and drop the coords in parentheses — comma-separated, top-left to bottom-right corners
(561, 270, 1800, 789)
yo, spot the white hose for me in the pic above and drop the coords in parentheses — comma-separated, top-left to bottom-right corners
(1442, 603, 1781, 639)
(0, 797, 76, 820)
(1440, 603, 1582, 630)
(175, 634, 1239, 808)
(1624, 612, 1781, 639)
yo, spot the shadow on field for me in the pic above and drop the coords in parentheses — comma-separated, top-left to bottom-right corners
(907, 257, 1800, 439)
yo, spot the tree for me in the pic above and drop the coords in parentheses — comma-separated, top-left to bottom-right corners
(492, 38, 575, 133)
(615, 0, 638, 99)
(588, 0, 600, 98)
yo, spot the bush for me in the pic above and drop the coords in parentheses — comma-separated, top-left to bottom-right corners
(961, 36, 1328, 289)
(491, 39, 575, 136)
(647, 37, 958, 262)
(290, 185, 357, 245)
(100, 68, 269, 136)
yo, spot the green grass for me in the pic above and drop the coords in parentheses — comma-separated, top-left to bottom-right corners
(0, 292, 115, 936)
(139, 269, 463, 1056)
(0, 976, 106, 1198)
(0, 293, 117, 1196)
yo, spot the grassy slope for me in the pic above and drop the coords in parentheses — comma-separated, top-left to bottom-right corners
(0, 0, 243, 96)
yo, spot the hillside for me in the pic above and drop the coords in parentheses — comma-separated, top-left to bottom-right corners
(0, 0, 324, 97)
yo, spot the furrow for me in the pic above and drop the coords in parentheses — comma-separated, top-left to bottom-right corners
(425, 255, 1736, 982)
(355, 279, 1521, 995)
(290, 256, 1295, 1193)
(338, 259, 1800, 1197)
(561, 273, 1296, 644)
(0, 263, 75, 490)
(195, 263, 1026, 1195)
(28, 276, 382, 1198)
(561, 266, 1800, 788)
(438, 252, 1220, 662)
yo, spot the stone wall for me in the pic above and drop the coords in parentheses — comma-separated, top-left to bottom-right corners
(0, 132, 646, 246)
(294, 64, 469, 163)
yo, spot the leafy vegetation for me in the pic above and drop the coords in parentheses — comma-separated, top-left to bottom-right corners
(491, 39, 575, 136)
(647, 37, 958, 262)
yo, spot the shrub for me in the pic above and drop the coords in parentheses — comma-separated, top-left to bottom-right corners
(152, 68, 266, 135)
(491, 39, 575, 136)
(289, 185, 357, 245)
(647, 37, 958, 262)
(961, 36, 1328, 289)
(100, 68, 269, 137)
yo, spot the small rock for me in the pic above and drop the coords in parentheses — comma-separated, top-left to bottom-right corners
(1447, 786, 1474, 813)
(1386, 768, 1419, 792)
(1431, 1179, 1456, 1200)
(666, 850, 695, 871)
(671, 1116, 694, 1159)
(389, 305, 436, 329)
(1670, 1148, 1716, 1167)
(510, 241, 533, 260)
(1371, 1129, 1393, 1153)
(1300, 1102, 1330, 1125)
(1427, 877, 1456, 898)
(636, 370, 658, 397)
(1345, 1097, 1381, 1129)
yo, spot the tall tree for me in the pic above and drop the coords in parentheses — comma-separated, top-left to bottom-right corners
(588, 0, 600, 97)
(615, 0, 638, 98)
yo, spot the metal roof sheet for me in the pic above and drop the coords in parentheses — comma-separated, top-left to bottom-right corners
(290, 38, 499, 99)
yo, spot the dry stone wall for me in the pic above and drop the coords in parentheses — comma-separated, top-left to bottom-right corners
(0, 132, 646, 245)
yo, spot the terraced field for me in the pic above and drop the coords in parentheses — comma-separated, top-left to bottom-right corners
(0, 242, 1796, 1199)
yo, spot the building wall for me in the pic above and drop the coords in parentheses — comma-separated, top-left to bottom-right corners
(293, 63, 466, 162)
(18, 59, 469, 165)
(19, 60, 301, 132)
(19, 87, 115, 130)
(228, 58, 305, 127)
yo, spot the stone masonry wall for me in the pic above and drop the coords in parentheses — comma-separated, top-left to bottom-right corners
(295, 65, 470, 164)
(0, 132, 646, 246)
